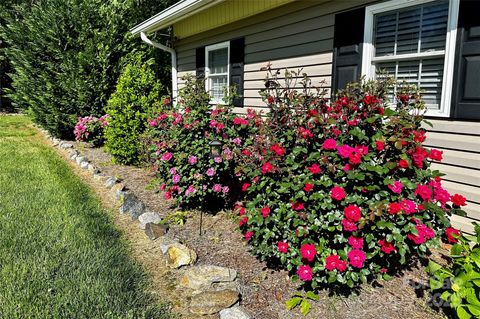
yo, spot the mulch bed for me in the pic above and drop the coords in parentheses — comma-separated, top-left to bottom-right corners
(79, 143, 449, 319)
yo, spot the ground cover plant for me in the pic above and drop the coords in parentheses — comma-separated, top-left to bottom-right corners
(0, 115, 170, 318)
(234, 70, 468, 290)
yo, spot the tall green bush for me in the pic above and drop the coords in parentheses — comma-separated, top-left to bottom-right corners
(105, 55, 163, 165)
(0, 0, 174, 138)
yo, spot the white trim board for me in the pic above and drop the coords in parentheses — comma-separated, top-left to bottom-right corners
(361, 0, 460, 118)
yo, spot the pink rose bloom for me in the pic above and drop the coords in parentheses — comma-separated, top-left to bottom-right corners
(401, 199, 417, 215)
(348, 249, 366, 268)
(342, 219, 357, 232)
(415, 184, 433, 201)
(434, 188, 451, 205)
(323, 138, 337, 150)
(343, 164, 351, 172)
(388, 181, 404, 194)
(188, 156, 197, 165)
(169, 167, 177, 175)
(325, 255, 347, 272)
(206, 168, 216, 177)
(300, 243, 317, 262)
(232, 137, 242, 145)
(348, 236, 364, 249)
(222, 186, 229, 194)
(297, 265, 313, 281)
(172, 174, 181, 184)
(244, 231, 254, 241)
(214, 156, 222, 163)
(261, 206, 271, 218)
(148, 119, 157, 127)
(161, 152, 173, 161)
(337, 144, 355, 158)
(330, 186, 346, 201)
(212, 184, 222, 192)
(164, 191, 172, 200)
(185, 185, 196, 196)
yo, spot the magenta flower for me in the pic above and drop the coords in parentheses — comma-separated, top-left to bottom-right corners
(212, 184, 222, 192)
(188, 156, 197, 165)
(161, 152, 173, 161)
(206, 168, 215, 177)
(214, 156, 222, 163)
(388, 181, 404, 194)
(232, 138, 242, 145)
(222, 186, 229, 194)
(172, 174, 181, 184)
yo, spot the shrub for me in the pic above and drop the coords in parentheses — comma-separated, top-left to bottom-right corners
(74, 114, 109, 146)
(0, 0, 174, 138)
(147, 75, 262, 209)
(104, 55, 164, 165)
(427, 224, 480, 319)
(235, 69, 468, 288)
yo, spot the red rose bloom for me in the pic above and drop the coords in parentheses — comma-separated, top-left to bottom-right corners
(330, 186, 346, 201)
(242, 183, 251, 192)
(300, 243, 317, 262)
(233, 117, 249, 126)
(304, 183, 314, 192)
(451, 194, 467, 207)
(445, 227, 461, 243)
(323, 138, 337, 150)
(277, 241, 289, 253)
(415, 184, 433, 201)
(239, 216, 248, 227)
(238, 207, 246, 216)
(344, 204, 361, 222)
(267, 96, 275, 104)
(379, 240, 396, 254)
(299, 127, 313, 139)
(244, 231, 254, 241)
(342, 219, 357, 232)
(291, 201, 304, 211)
(348, 236, 364, 249)
(308, 163, 322, 174)
(399, 159, 409, 168)
(325, 254, 347, 272)
(261, 162, 274, 174)
(261, 206, 271, 218)
(428, 149, 443, 161)
(348, 249, 366, 268)
(241, 149, 252, 156)
(375, 140, 385, 151)
(388, 202, 402, 215)
(297, 265, 313, 281)
(270, 143, 285, 156)
(413, 130, 426, 143)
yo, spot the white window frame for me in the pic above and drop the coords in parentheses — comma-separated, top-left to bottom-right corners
(205, 41, 230, 105)
(361, 0, 460, 117)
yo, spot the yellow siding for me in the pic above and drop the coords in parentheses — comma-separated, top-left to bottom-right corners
(173, 0, 295, 39)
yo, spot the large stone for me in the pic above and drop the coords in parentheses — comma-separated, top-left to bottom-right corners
(93, 173, 106, 181)
(166, 243, 197, 269)
(105, 177, 117, 189)
(138, 212, 162, 230)
(219, 307, 251, 319)
(145, 223, 169, 240)
(80, 161, 89, 169)
(110, 182, 125, 195)
(87, 164, 97, 173)
(158, 237, 178, 254)
(181, 265, 237, 291)
(75, 156, 86, 165)
(119, 192, 145, 220)
(60, 142, 73, 149)
(189, 290, 239, 315)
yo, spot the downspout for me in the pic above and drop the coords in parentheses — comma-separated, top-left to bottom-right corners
(140, 31, 177, 102)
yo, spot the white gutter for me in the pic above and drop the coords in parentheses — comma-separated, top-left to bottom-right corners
(140, 32, 177, 102)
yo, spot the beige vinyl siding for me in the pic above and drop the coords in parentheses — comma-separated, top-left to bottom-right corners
(175, 0, 375, 109)
(425, 120, 480, 233)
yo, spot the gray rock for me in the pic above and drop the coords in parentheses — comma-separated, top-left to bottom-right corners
(110, 182, 125, 195)
(75, 156, 86, 165)
(166, 243, 197, 269)
(60, 142, 73, 149)
(115, 190, 126, 201)
(80, 161, 89, 169)
(87, 164, 97, 173)
(138, 211, 162, 230)
(70, 153, 78, 161)
(105, 177, 117, 189)
(93, 173, 106, 181)
(119, 192, 145, 219)
(145, 223, 169, 240)
(189, 290, 239, 315)
(219, 307, 251, 319)
(158, 237, 178, 254)
(181, 265, 237, 291)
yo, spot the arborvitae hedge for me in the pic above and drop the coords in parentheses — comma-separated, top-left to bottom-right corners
(0, 0, 174, 138)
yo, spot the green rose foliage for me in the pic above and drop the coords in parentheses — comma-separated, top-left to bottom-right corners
(427, 224, 480, 319)
(147, 76, 261, 209)
(235, 69, 468, 288)
(104, 55, 163, 165)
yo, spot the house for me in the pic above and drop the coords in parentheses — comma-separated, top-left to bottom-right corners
(131, 0, 480, 232)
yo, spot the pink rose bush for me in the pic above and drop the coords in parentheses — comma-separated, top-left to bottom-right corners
(74, 114, 109, 146)
(235, 70, 468, 288)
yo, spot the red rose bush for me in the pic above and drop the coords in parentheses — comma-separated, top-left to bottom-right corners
(235, 70, 467, 288)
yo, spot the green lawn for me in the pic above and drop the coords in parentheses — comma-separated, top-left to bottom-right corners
(0, 115, 170, 318)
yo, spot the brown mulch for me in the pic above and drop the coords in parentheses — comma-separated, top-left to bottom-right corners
(73, 142, 448, 319)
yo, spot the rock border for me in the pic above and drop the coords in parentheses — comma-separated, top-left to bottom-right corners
(38, 128, 250, 318)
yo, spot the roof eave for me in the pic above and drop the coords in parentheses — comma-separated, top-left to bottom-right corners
(130, 0, 225, 35)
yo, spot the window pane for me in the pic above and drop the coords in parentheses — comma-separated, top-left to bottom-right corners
(373, 0, 449, 57)
(376, 58, 444, 110)
(209, 75, 228, 101)
(208, 48, 228, 74)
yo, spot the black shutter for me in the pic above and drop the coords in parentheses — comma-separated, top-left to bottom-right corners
(451, 0, 480, 120)
(229, 37, 245, 107)
(195, 46, 205, 79)
(332, 7, 365, 93)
